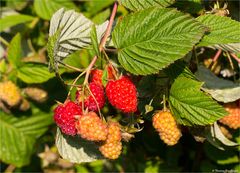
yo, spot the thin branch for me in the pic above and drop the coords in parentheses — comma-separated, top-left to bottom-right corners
(230, 53, 240, 64)
(212, 49, 222, 62)
(83, 2, 118, 85)
(0, 36, 9, 47)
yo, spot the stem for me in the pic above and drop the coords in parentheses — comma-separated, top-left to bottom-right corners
(0, 36, 9, 47)
(230, 53, 240, 64)
(58, 61, 84, 72)
(83, 2, 118, 85)
(4, 164, 16, 173)
(212, 49, 222, 62)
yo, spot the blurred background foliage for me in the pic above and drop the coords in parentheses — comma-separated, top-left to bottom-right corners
(0, 0, 239, 172)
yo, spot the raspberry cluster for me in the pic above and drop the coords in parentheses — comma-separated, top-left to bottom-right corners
(76, 112, 108, 141)
(99, 122, 122, 160)
(153, 110, 182, 146)
(219, 102, 240, 129)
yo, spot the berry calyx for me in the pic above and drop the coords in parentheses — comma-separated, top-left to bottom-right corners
(152, 110, 182, 146)
(76, 82, 105, 112)
(54, 101, 82, 136)
(219, 102, 240, 129)
(99, 122, 122, 160)
(76, 112, 108, 141)
(106, 76, 137, 113)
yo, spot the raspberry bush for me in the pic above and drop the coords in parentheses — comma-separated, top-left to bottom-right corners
(0, 0, 240, 172)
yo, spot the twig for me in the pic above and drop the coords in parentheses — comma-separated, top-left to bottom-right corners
(230, 53, 240, 64)
(4, 164, 16, 173)
(212, 49, 222, 62)
(0, 36, 9, 47)
(58, 61, 84, 72)
(83, 2, 118, 85)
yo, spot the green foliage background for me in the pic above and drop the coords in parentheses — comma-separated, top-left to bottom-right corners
(0, 0, 239, 172)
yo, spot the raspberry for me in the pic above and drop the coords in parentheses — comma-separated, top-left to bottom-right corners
(106, 76, 137, 113)
(91, 69, 103, 86)
(54, 101, 82, 136)
(99, 122, 122, 160)
(90, 66, 114, 86)
(76, 112, 107, 141)
(152, 110, 182, 146)
(23, 87, 48, 103)
(76, 82, 105, 112)
(0, 81, 21, 107)
(219, 103, 240, 129)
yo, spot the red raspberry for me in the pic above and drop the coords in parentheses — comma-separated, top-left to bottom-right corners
(153, 110, 182, 146)
(219, 103, 240, 129)
(76, 112, 108, 141)
(99, 122, 122, 159)
(76, 82, 105, 112)
(91, 69, 103, 86)
(90, 66, 114, 86)
(106, 76, 137, 113)
(54, 101, 82, 136)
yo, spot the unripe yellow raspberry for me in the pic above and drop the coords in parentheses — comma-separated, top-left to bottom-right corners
(152, 110, 182, 146)
(99, 122, 122, 160)
(0, 81, 21, 107)
(219, 103, 240, 129)
(23, 87, 48, 103)
(76, 112, 108, 141)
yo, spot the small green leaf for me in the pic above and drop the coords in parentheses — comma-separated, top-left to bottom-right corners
(102, 68, 108, 87)
(112, 8, 205, 75)
(169, 77, 227, 126)
(7, 33, 22, 68)
(119, 0, 175, 11)
(197, 14, 240, 53)
(0, 112, 52, 167)
(0, 14, 35, 32)
(33, 0, 78, 20)
(17, 63, 57, 83)
(55, 128, 103, 163)
(91, 25, 100, 57)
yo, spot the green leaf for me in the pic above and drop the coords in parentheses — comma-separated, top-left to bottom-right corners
(119, 0, 175, 11)
(17, 63, 57, 83)
(7, 33, 22, 68)
(195, 66, 240, 103)
(112, 8, 205, 75)
(48, 8, 108, 73)
(0, 14, 35, 32)
(85, 0, 114, 17)
(33, 0, 78, 20)
(169, 77, 227, 126)
(92, 8, 111, 24)
(6, 0, 28, 10)
(55, 128, 103, 163)
(0, 112, 52, 167)
(197, 14, 240, 53)
(91, 25, 100, 57)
